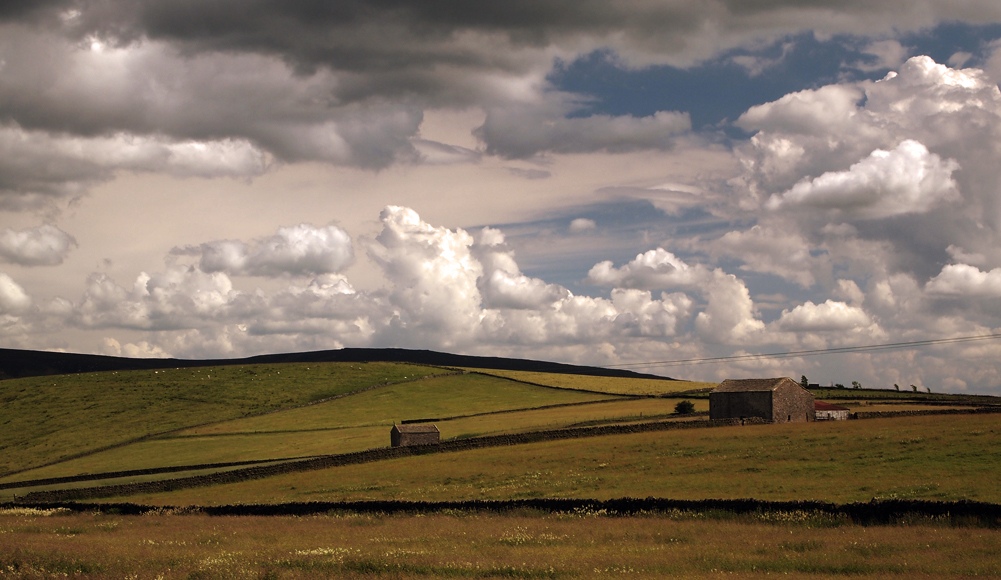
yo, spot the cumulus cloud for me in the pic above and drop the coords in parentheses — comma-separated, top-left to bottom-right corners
(0, 273, 31, 313)
(49, 207, 702, 354)
(765, 139, 960, 219)
(711, 225, 822, 287)
(587, 248, 712, 290)
(925, 264, 1001, 296)
(733, 55, 1001, 290)
(569, 218, 596, 233)
(694, 269, 765, 344)
(177, 224, 354, 278)
(776, 300, 872, 331)
(0, 224, 76, 266)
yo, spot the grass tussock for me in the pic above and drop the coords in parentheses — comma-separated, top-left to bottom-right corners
(1, 509, 999, 579)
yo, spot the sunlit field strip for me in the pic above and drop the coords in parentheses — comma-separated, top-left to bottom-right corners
(0, 460, 300, 502)
(1, 508, 999, 579)
(436, 397, 708, 439)
(464, 368, 717, 395)
(0, 362, 441, 476)
(1, 372, 613, 486)
(3, 398, 703, 492)
(179, 372, 618, 437)
(0, 426, 384, 494)
(112, 414, 1001, 506)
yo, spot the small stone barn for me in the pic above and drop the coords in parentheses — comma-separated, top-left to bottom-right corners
(814, 401, 850, 421)
(390, 424, 440, 447)
(709, 377, 815, 423)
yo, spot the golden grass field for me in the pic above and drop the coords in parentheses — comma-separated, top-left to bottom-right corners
(2, 507, 999, 579)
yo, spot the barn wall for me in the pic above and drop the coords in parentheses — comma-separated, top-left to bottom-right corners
(772, 382, 815, 423)
(709, 391, 772, 421)
(816, 409, 849, 421)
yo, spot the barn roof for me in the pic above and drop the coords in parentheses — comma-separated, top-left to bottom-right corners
(712, 377, 802, 393)
(814, 401, 849, 411)
(392, 424, 439, 433)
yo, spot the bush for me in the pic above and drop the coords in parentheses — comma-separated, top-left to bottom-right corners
(674, 400, 695, 414)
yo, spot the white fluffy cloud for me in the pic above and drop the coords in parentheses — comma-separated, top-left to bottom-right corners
(178, 224, 354, 278)
(766, 139, 960, 219)
(694, 269, 765, 344)
(926, 264, 1001, 297)
(0, 224, 76, 266)
(0, 273, 31, 313)
(776, 300, 872, 332)
(587, 248, 712, 290)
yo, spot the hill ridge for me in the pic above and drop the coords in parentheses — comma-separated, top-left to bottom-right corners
(0, 347, 673, 381)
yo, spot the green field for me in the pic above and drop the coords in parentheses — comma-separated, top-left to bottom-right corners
(104, 413, 1001, 506)
(466, 369, 716, 395)
(0, 362, 444, 476)
(1, 372, 621, 487)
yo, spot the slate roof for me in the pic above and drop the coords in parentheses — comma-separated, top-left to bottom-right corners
(392, 424, 439, 433)
(712, 377, 801, 393)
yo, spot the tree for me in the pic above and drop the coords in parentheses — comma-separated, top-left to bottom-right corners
(852, 380, 861, 389)
(674, 400, 695, 414)
(800, 375, 809, 388)
(911, 384, 918, 392)
(835, 383, 845, 389)
(894, 384, 900, 391)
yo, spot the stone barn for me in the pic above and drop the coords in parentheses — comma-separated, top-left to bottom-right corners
(814, 401, 850, 421)
(709, 377, 815, 423)
(390, 423, 440, 447)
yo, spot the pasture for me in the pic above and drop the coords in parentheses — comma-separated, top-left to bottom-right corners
(1, 507, 999, 579)
(101, 413, 1001, 506)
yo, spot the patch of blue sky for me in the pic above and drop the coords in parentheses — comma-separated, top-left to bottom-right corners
(483, 199, 741, 296)
(549, 23, 1001, 134)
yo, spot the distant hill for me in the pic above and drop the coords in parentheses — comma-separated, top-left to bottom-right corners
(0, 347, 673, 381)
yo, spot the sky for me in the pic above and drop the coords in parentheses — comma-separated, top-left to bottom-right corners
(4, 2, 1001, 394)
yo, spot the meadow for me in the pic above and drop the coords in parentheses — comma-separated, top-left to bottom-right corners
(1, 372, 622, 489)
(105, 413, 1001, 506)
(1, 507, 999, 579)
(0, 362, 443, 477)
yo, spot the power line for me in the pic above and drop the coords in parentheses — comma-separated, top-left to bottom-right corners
(605, 333, 1001, 369)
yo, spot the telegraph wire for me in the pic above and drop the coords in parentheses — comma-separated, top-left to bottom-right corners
(605, 333, 1001, 369)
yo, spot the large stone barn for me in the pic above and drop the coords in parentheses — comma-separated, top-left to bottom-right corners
(390, 424, 440, 447)
(709, 377, 815, 423)
(814, 401, 850, 421)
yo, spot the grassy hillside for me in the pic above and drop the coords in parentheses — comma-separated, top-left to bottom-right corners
(112, 413, 1001, 506)
(0, 362, 444, 476)
(467, 369, 715, 395)
(3, 373, 620, 484)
